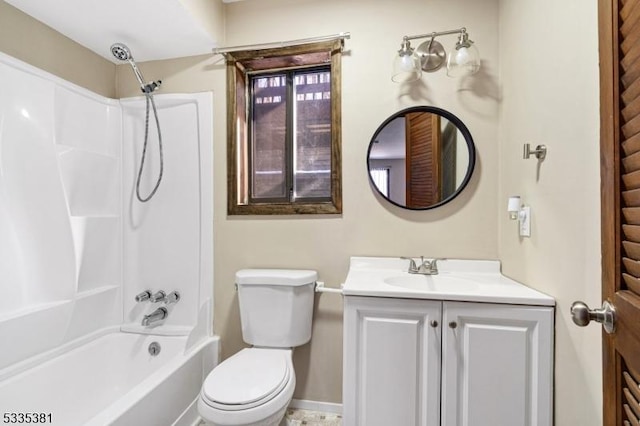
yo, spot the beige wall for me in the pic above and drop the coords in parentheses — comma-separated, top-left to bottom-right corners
(0, 1, 115, 97)
(498, 0, 602, 424)
(117, 0, 501, 402)
(182, 0, 225, 47)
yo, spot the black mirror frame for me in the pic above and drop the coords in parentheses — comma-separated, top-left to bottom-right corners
(367, 106, 476, 211)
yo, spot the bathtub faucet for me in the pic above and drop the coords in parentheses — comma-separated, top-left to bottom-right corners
(142, 307, 168, 326)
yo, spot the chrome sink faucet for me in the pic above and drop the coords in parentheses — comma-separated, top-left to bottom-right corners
(428, 258, 442, 275)
(142, 307, 168, 326)
(401, 256, 442, 275)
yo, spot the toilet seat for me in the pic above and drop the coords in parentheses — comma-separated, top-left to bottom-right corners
(201, 348, 291, 411)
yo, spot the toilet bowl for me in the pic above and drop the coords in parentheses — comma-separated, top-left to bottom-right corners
(198, 348, 295, 426)
(197, 269, 317, 426)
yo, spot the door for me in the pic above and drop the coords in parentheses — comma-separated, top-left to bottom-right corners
(405, 112, 441, 208)
(594, 0, 640, 424)
(441, 302, 554, 426)
(342, 296, 442, 426)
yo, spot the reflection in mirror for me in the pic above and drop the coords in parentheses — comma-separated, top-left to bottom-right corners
(367, 106, 475, 210)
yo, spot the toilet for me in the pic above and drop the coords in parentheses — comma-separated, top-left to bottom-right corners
(198, 269, 317, 426)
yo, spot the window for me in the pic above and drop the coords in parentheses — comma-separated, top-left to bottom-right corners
(226, 40, 343, 215)
(370, 167, 390, 197)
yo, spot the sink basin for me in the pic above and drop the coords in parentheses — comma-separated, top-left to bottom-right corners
(383, 274, 479, 292)
(383, 274, 433, 288)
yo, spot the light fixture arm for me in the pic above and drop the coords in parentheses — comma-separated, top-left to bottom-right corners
(403, 27, 467, 42)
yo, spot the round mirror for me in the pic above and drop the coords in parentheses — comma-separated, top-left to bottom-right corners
(367, 106, 476, 210)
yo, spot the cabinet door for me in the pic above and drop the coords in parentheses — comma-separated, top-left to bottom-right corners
(343, 296, 442, 426)
(441, 302, 554, 426)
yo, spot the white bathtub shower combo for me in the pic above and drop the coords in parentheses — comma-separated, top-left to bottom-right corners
(0, 51, 217, 425)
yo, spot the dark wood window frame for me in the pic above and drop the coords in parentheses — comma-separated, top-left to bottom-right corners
(226, 40, 343, 215)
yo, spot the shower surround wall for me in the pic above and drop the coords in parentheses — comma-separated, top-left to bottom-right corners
(0, 51, 213, 375)
(120, 93, 214, 336)
(0, 53, 122, 371)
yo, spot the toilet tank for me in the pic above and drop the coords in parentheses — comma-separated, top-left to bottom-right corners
(236, 269, 317, 348)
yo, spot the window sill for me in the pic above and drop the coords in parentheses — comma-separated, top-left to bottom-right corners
(228, 201, 342, 215)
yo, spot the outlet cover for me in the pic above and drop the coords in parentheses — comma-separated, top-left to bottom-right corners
(520, 206, 531, 237)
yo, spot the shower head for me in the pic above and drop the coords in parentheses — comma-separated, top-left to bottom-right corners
(110, 43, 133, 61)
(110, 42, 161, 93)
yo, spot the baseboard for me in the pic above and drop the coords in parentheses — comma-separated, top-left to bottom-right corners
(288, 399, 342, 414)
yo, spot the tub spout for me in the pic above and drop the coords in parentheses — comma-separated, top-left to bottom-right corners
(142, 307, 168, 326)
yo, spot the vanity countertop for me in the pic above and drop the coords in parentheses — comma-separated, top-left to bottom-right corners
(342, 256, 555, 306)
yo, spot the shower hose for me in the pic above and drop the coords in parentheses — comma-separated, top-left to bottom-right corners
(136, 92, 163, 202)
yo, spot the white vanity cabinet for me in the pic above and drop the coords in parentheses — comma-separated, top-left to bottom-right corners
(343, 296, 443, 426)
(343, 296, 554, 426)
(441, 301, 554, 426)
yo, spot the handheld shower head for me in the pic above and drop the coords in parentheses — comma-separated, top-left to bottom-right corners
(110, 43, 132, 61)
(110, 42, 161, 93)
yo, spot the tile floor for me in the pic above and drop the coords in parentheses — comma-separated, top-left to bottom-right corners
(195, 407, 342, 425)
(283, 408, 342, 425)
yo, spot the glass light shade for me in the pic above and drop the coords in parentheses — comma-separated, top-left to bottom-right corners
(392, 49, 422, 83)
(446, 42, 480, 77)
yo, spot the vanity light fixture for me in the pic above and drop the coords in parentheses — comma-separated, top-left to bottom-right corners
(392, 27, 480, 83)
(507, 196, 531, 237)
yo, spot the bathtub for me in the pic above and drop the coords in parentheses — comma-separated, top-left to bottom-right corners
(0, 330, 219, 426)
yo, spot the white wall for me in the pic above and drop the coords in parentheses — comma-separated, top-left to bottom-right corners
(498, 0, 602, 424)
(120, 93, 214, 340)
(0, 53, 122, 373)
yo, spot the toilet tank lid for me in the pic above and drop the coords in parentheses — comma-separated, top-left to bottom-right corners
(236, 269, 318, 286)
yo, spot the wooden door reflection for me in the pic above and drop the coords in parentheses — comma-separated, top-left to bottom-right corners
(406, 112, 441, 209)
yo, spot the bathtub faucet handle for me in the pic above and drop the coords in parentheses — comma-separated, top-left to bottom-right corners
(150, 290, 166, 303)
(135, 290, 152, 302)
(166, 291, 180, 304)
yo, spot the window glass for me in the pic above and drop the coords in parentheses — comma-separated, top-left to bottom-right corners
(251, 74, 287, 200)
(294, 70, 331, 200)
(370, 168, 390, 197)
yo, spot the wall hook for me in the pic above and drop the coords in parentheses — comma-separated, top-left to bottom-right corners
(523, 143, 547, 160)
